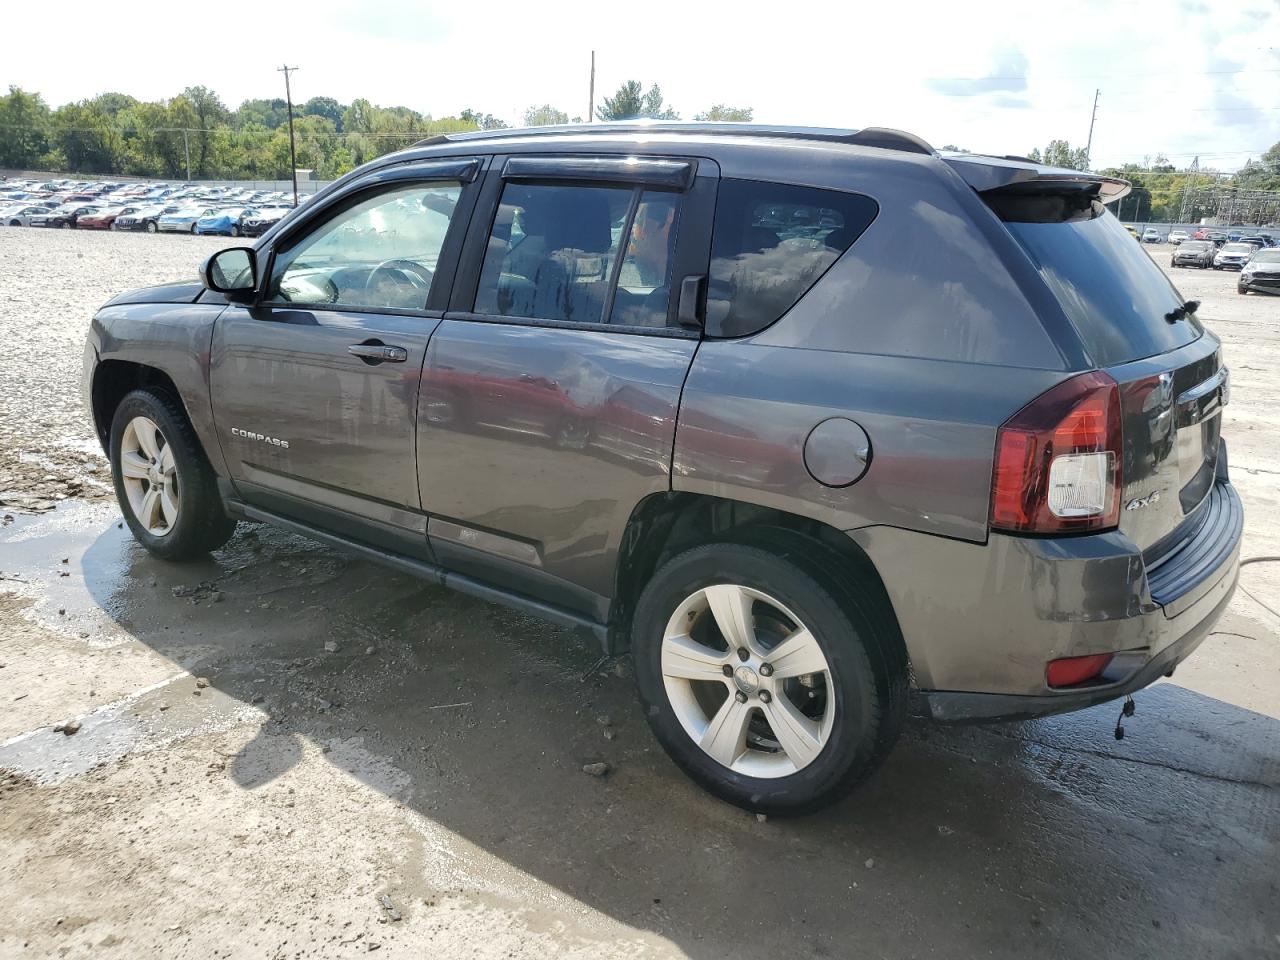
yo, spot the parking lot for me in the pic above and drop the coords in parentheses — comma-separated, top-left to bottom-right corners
(0, 226, 1278, 959)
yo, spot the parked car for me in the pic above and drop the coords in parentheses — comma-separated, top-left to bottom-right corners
(114, 204, 179, 232)
(1238, 249, 1280, 294)
(194, 207, 250, 236)
(31, 203, 100, 228)
(1124, 224, 1140, 239)
(1171, 239, 1215, 269)
(238, 206, 292, 237)
(1168, 230, 1189, 245)
(157, 207, 215, 233)
(1214, 242, 1254, 270)
(83, 123, 1241, 815)
(1, 204, 53, 227)
(1142, 227, 1163, 243)
(1207, 231, 1228, 246)
(76, 205, 141, 230)
(1237, 236, 1267, 251)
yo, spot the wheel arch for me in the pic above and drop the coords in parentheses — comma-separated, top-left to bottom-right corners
(610, 492, 909, 679)
(91, 360, 188, 453)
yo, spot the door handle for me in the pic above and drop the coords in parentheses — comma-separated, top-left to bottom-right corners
(349, 343, 408, 363)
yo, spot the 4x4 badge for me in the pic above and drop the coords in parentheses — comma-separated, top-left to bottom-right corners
(1125, 490, 1161, 511)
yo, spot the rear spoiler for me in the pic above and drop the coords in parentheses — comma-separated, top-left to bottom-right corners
(940, 152, 1131, 204)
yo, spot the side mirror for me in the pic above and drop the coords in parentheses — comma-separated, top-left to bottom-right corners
(202, 246, 257, 300)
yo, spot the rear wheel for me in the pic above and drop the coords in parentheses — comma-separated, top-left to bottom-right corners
(109, 389, 236, 560)
(632, 543, 906, 816)
(146, 220, 157, 233)
(230, 224, 240, 237)
(8, 219, 19, 227)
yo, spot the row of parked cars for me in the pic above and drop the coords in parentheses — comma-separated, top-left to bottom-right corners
(1170, 235, 1280, 291)
(0, 177, 299, 238)
(1137, 225, 1279, 247)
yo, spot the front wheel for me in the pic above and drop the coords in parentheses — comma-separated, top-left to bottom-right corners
(1239, 284, 1249, 295)
(632, 543, 907, 816)
(230, 224, 240, 237)
(109, 389, 236, 560)
(146, 220, 157, 233)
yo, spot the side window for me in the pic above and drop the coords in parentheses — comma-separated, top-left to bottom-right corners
(474, 182, 682, 328)
(706, 179, 878, 337)
(267, 181, 462, 310)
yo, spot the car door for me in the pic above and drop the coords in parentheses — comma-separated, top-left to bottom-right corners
(210, 157, 483, 557)
(418, 154, 717, 618)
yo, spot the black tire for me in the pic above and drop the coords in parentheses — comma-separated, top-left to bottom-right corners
(632, 542, 907, 816)
(59, 221, 70, 229)
(190, 223, 197, 234)
(1239, 285, 1249, 295)
(109, 388, 236, 560)
(230, 224, 240, 237)
(8, 219, 19, 227)
(146, 220, 157, 233)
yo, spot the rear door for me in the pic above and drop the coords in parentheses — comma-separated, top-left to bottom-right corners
(417, 154, 716, 617)
(994, 198, 1225, 557)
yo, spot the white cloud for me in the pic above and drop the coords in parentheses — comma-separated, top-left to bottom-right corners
(2, 0, 1278, 170)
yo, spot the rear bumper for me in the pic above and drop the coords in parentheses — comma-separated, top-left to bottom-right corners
(851, 477, 1242, 722)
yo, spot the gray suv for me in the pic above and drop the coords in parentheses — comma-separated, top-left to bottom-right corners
(83, 123, 1242, 815)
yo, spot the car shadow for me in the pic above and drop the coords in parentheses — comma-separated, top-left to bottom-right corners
(36, 510, 1280, 957)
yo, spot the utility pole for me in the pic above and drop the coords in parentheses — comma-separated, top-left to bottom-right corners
(588, 51, 595, 123)
(1084, 88, 1100, 170)
(181, 129, 190, 182)
(279, 64, 300, 207)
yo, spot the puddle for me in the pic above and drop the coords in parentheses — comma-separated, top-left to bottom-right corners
(0, 501, 143, 646)
(0, 671, 263, 784)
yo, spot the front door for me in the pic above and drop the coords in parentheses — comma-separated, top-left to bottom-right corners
(418, 157, 715, 617)
(211, 168, 477, 554)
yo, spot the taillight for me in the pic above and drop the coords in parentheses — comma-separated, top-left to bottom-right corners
(991, 372, 1122, 534)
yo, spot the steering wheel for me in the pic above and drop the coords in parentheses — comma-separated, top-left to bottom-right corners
(364, 259, 434, 300)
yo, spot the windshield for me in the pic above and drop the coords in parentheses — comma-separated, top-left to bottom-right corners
(1222, 243, 1251, 254)
(1251, 250, 1280, 262)
(1002, 210, 1201, 366)
(1181, 241, 1210, 252)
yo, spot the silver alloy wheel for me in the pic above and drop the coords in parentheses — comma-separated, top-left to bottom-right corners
(118, 416, 180, 536)
(661, 584, 835, 778)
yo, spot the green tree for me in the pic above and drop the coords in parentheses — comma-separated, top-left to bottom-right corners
(694, 104, 752, 122)
(303, 96, 345, 131)
(459, 108, 508, 130)
(524, 104, 569, 127)
(0, 87, 51, 169)
(180, 85, 230, 177)
(1026, 139, 1089, 171)
(596, 81, 678, 121)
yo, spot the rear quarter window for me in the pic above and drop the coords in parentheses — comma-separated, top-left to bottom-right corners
(706, 179, 878, 337)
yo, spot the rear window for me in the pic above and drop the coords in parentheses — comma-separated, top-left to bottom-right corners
(706, 179, 878, 337)
(999, 206, 1201, 366)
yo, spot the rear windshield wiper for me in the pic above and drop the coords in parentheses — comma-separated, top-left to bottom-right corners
(1165, 299, 1200, 323)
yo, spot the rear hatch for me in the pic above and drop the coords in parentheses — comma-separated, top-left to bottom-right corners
(949, 154, 1228, 560)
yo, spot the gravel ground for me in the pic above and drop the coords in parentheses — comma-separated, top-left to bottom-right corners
(0, 227, 1277, 959)
(0, 228, 228, 509)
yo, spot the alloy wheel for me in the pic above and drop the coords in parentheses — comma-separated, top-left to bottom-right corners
(661, 584, 835, 778)
(119, 416, 180, 536)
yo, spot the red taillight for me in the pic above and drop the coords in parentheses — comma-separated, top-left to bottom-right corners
(1046, 653, 1114, 688)
(991, 371, 1122, 534)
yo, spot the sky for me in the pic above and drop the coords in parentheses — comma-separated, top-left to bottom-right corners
(4, 0, 1280, 172)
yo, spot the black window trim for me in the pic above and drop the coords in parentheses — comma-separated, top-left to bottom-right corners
(441, 309, 700, 340)
(501, 155, 694, 189)
(255, 158, 486, 317)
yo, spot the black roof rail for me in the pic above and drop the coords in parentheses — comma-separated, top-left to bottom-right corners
(413, 121, 935, 156)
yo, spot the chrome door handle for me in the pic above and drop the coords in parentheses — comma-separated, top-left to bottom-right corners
(349, 343, 408, 363)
